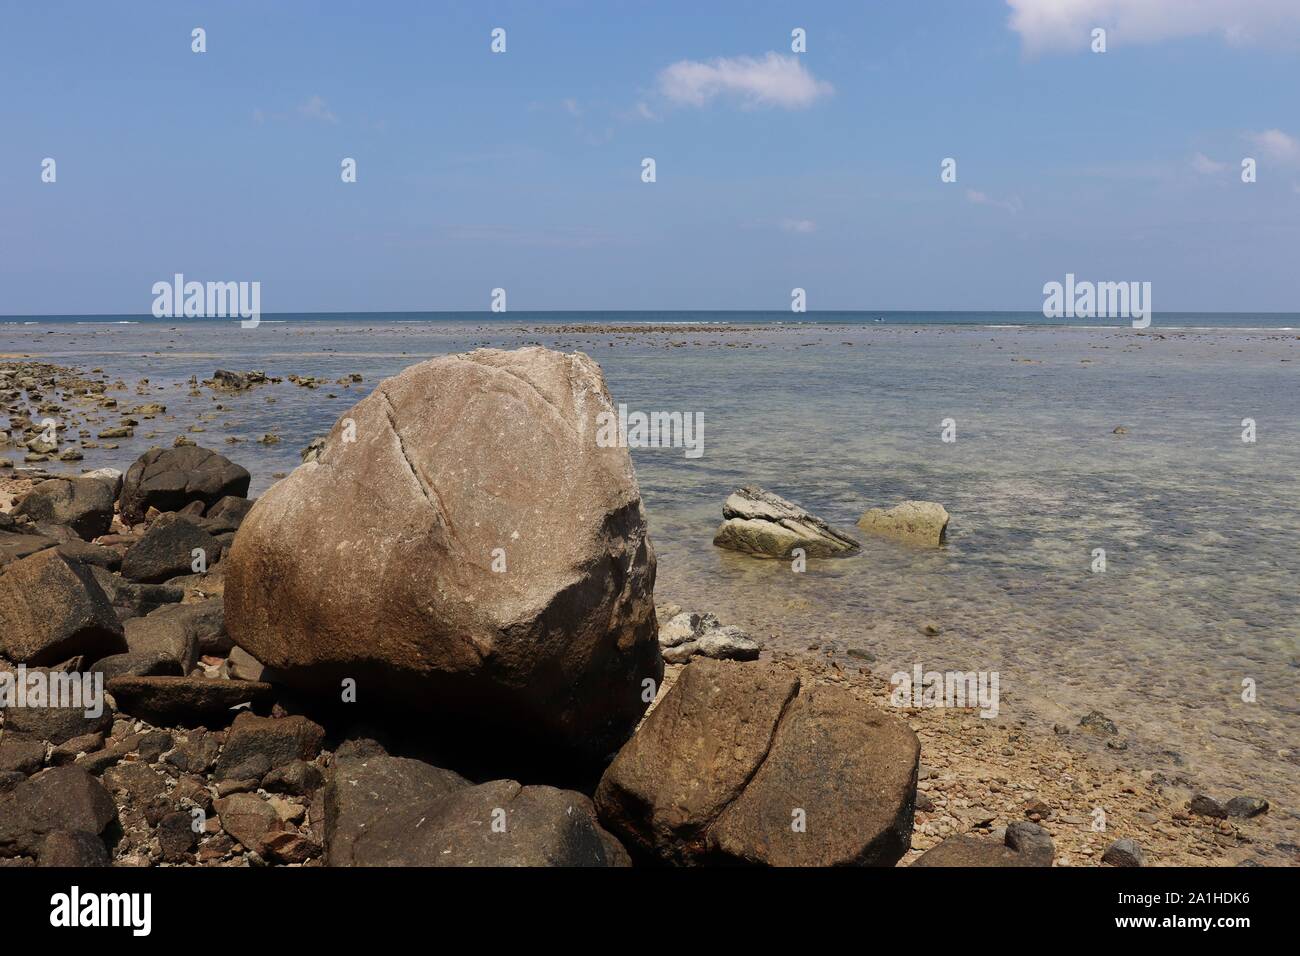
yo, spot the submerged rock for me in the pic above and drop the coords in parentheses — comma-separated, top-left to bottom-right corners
(856, 500, 950, 547)
(712, 486, 860, 558)
(225, 347, 661, 764)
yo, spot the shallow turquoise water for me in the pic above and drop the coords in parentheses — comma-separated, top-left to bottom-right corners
(4, 318, 1297, 824)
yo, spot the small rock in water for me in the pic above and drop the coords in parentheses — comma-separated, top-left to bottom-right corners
(857, 500, 950, 547)
(656, 611, 759, 662)
(1102, 837, 1145, 867)
(712, 485, 860, 558)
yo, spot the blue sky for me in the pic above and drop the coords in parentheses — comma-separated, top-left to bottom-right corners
(2, 0, 1298, 314)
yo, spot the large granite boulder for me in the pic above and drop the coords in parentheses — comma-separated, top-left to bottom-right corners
(0, 550, 126, 665)
(713, 486, 860, 558)
(857, 500, 950, 547)
(225, 348, 661, 764)
(118, 446, 250, 526)
(595, 659, 920, 866)
(12, 478, 115, 541)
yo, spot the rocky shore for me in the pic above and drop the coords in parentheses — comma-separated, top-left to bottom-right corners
(0, 355, 1288, 867)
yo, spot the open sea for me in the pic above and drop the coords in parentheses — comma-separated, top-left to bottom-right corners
(3, 311, 1297, 839)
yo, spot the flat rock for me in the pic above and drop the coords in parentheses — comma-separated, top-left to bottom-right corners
(0, 550, 126, 665)
(856, 500, 950, 547)
(89, 651, 183, 681)
(713, 486, 860, 558)
(105, 676, 272, 724)
(350, 780, 624, 866)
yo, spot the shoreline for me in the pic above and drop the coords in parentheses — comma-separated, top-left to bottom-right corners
(3, 353, 1294, 865)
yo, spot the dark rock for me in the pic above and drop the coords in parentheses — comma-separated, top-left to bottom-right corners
(199, 496, 253, 535)
(89, 651, 183, 681)
(49, 732, 106, 765)
(105, 676, 272, 725)
(351, 780, 620, 866)
(121, 514, 221, 584)
(262, 759, 325, 796)
(0, 738, 46, 774)
(213, 792, 280, 854)
(1, 677, 114, 746)
(213, 712, 324, 780)
(1189, 794, 1228, 819)
(136, 730, 174, 764)
(12, 478, 114, 541)
(1102, 837, 1146, 867)
(157, 810, 198, 862)
(1225, 796, 1269, 819)
(55, 538, 122, 571)
(0, 550, 126, 665)
(262, 829, 321, 864)
(121, 601, 225, 672)
(89, 566, 184, 615)
(0, 766, 117, 857)
(324, 753, 470, 866)
(37, 830, 109, 867)
(161, 730, 221, 775)
(119, 446, 251, 526)
(1079, 710, 1118, 736)
(0, 531, 58, 568)
(912, 822, 1055, 867)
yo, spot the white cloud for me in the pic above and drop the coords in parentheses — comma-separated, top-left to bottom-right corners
(299, 95, 339, 124)
(966, 189, 1023, 214)
(1007, 0, 1300, 54)
(656, 53, 832, 110)
(1191, 152, 1228, 174)
(781, 219, 816, 234)
(1248, 128, 1300, 163)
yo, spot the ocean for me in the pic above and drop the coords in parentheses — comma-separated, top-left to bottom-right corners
(3, 313, 1298, 823)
